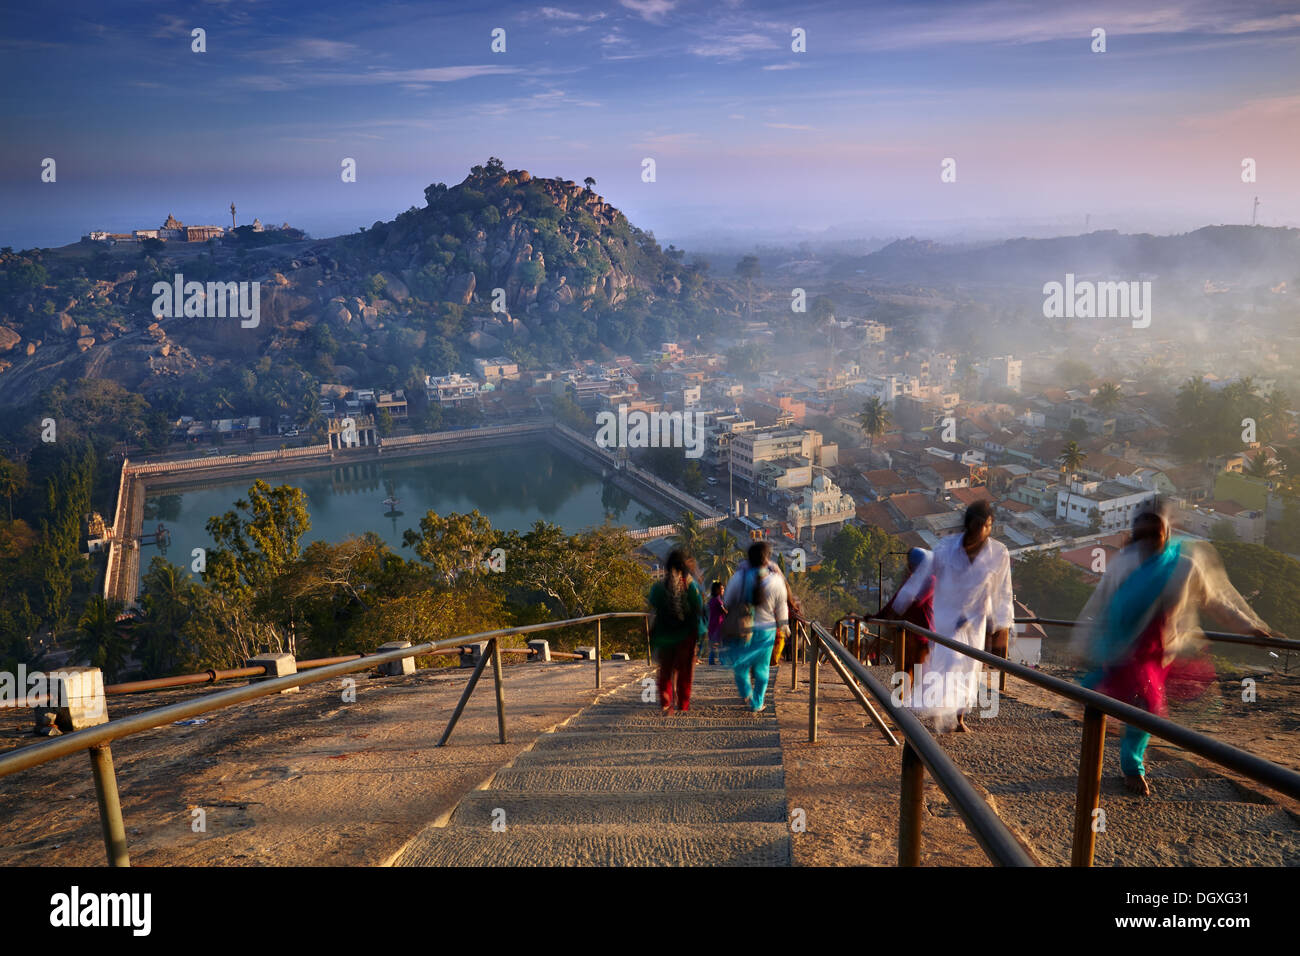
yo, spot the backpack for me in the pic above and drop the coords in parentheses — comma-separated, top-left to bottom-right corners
(721, 567, 762, 644)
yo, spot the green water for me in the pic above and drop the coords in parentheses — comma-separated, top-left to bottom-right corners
(142, 442, 665, 572)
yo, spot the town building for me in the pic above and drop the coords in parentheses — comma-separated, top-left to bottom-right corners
(788, 474, 856, 542)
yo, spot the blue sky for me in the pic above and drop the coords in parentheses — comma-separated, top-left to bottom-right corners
(2, 0, 1299, 247)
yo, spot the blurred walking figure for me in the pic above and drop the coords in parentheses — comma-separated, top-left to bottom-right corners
(706, 581, 726, 665)
(648, 549, 705, 713)
(880, 547, 936, 707)
(891, 501, 1013, 732)
(1071, 502, 1273, 796)
(723, 541, 789, 712)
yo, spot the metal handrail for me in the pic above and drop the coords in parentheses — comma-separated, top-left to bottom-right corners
(797, 617, 1034, 866)
(1014, 616, 1300, 652)
(885, 617, 1300, 865)
(0, 610, 651, 867)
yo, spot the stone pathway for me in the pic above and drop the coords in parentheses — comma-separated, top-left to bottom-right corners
(877, 667, 1300, 866)
(390, 665, 792, 866)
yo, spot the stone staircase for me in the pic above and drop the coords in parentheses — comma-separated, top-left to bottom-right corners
(391, 665, 793, 866)
(901, 676, 1300, 866)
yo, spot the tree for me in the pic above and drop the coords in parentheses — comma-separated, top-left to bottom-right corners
(700, 527, 739, 587)
(0, 457, 25, 521)
(138, 558, 200, 676)
(1093, 382, 1121, 412)
(735, 255, 760, 317)
(1010, 551, 1094, 621)
(858, 397, 892, 452)
(204, 480, 312, 654)
(670, 510, 705, 559)
(75, 596, 130, 681)
(502, 521, 649, 621)
(1058, 440, 1087, 481)
(1245, 453, 1279, 480)
(401, 510, 498, 588)
(583, 176, 596, 191)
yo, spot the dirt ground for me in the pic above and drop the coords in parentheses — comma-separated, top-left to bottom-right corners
(0, 660, 650, 866)
(773, 661, 1003, 866)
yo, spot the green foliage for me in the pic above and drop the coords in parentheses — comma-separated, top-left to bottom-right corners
(1216, 542, 1300, 640)
(1010, 550, 1094, 621)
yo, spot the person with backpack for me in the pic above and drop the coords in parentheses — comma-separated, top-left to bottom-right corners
(648, 549, 706, 713)
(722, 540, 789, 712)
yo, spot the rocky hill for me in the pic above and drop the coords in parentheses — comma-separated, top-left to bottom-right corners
(0, 159, 725, 426)
(833, 226, 1300, 287)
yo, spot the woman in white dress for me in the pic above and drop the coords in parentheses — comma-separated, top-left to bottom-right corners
(891, 501, 1014, 732)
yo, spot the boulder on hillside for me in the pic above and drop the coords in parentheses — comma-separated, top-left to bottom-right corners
(0, 326, 20, 352)
(76, 336, 96, 351)
(379, 271, 410, 303)
(448, 271, 476, 305)
(325, 298, 353, 327)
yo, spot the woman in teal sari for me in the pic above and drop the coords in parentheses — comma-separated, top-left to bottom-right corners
(1072, 504, 1273, 795)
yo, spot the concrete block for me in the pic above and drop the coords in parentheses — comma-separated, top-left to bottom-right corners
(527, 639, 551, 662)
(610, 652, 631, 661)
(33, 667, 108, 732)
(574, 646, 596, 661)
(460, 641, 489, 668)
(248, 653, 299, 693)
(378, 641, 415, 676)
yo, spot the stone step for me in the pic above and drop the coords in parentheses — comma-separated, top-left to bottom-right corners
(449, 787, 789, 826)
(391, 822, 793, 867)
(529, 728, 781, 752)
(513, 745, 783, 769)
(487, 765, 784, 793)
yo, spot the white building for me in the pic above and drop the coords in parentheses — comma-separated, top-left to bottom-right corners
(1056, 479, 1157, 532)
(426, 373, 480, 405)
(787, 474, 856, 542)
(988, 356, 1022, 393)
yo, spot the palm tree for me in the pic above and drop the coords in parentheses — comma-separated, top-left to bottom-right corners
(858, 397, 891, 452)
(1058, 440, 1087, 482)
(0, 458, 23, 521)
(700, 527, 739, 587)
(1093, 382, 1121, 413)
(671, 510, 705, 559)
(1245, 452, 1280, 480)
(75, 596, 130, 682)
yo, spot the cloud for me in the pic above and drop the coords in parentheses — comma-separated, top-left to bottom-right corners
(851, 0, 1300, 51)
(537, 6, 606, 21)
(765, 122, 815, 130)
(235, 64, 524, 92)
(259, 38, 363, 64)
(689, 32, 779, 59)
(762, 62, 801, 70)
(619, 0, 678, 23)
(151, 15, 192, 39)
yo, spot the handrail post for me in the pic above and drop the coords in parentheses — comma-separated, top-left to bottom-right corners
(88, 744, 130, 867)
(808, 623, 820, 743)
(899, 741, 923, 866)
(644, 616, 651, 664)
(1071, 705, 1106, 866)
(491, 637, 507, 744)
(791, 621, 800, 690)
(437, 644, 494, 747)
(595, 619, 602, 689)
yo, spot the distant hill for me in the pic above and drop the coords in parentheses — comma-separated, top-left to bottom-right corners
(0, 159, 727, 418)
(831, 226, 1300, 285)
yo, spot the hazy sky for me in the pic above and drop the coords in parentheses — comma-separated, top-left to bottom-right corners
(3, 0, 1299, 248)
